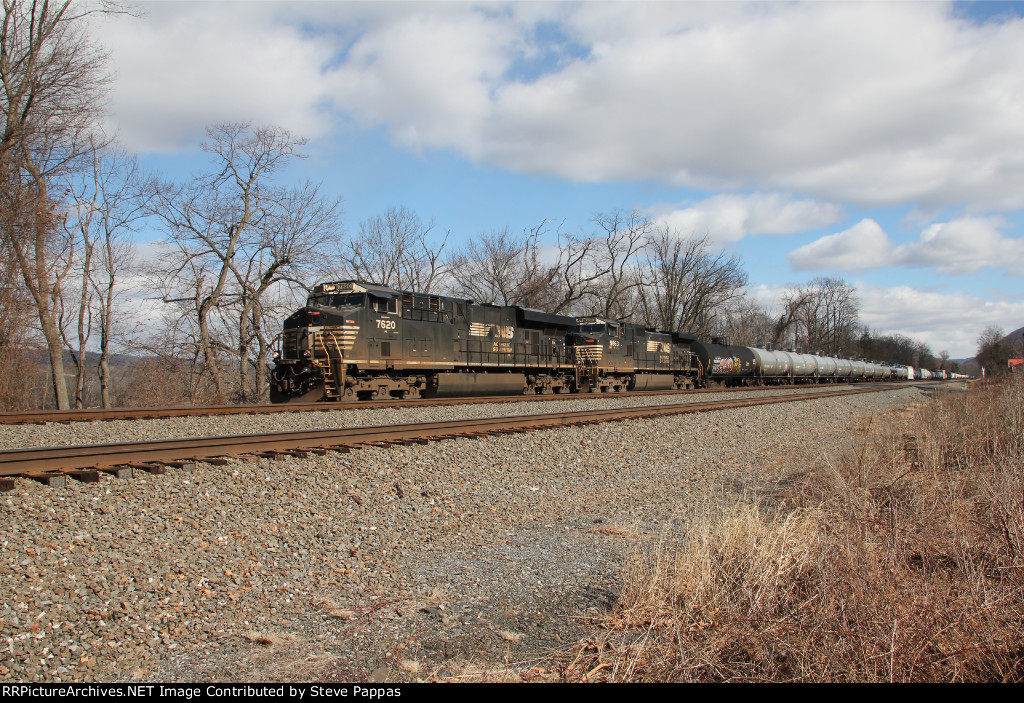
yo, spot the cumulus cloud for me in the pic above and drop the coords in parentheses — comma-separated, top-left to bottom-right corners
(787, 219, 894, 271)
(94, 4, 338, 151)
(653, 193, 841, 243)
(894, 217, 1024, 275)
(329, 10, 525, 157)
(745, 281, 1024, 358)
(97, 2, 1024, 210)
(857, 284, 1024, 359)
(789, 216, 1024, 274)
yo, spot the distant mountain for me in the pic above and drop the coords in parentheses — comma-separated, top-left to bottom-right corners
(952, 325, 1024, 376)
(1001, 325, 1024, 349)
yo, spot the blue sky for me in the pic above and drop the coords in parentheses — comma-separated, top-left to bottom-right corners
(91, 1, 1024, 358)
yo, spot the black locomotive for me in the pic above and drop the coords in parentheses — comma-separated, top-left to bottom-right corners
(269, 280, 915, 403)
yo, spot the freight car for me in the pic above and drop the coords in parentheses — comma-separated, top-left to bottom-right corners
(269, 280, 919, 402)
(689, 338, 895, 386)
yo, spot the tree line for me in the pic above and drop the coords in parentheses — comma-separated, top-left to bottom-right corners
(0, 2, 951, 410)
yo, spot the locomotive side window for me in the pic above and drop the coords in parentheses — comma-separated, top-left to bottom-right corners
(372, 296, 398, 314)
(309, 293, 364, 308)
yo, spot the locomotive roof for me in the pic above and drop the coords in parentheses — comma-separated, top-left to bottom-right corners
(518, 307, 577, 328)
(315, 281, 576, 326)
(314, 280, 404, 298)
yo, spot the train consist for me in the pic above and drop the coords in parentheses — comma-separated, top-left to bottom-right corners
(269, 280, 948, 403)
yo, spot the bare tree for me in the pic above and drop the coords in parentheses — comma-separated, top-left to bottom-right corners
(718, 297, 777, 347)
(153, 123, 342, 403)
(447, 222, 561, 309)
(231, 179, 342, 401)
(639, 227, 748, 336)
(60, 144, 149, 407)
(0, 233, 40, 408)
(341, 206, 447, 292)
(582, 209, 652, 320)
(773, 277, 859, 353)
(976, 325, 1010, 376)
(800, 277, 859, 354)
(0, 0, 113, 409)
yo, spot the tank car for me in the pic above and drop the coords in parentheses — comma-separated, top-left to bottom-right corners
(690, 338, 758, 386)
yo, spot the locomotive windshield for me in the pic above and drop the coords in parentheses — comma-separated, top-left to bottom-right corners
(308, 293, 365, 308)
(577, 324, 606, 334)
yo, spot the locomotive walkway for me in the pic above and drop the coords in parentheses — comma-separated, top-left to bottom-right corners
(0, 384, 902, 489)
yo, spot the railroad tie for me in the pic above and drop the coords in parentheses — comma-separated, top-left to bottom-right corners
(25, 473, 66, 488)
(127, 462, 167, 475)
(62, 469, 100, 483)
(100, 466, 135, 479)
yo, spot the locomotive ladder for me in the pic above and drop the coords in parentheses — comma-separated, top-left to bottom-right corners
(316, 331, 345, 400)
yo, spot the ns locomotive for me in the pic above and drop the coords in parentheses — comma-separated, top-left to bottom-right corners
(269, 280, 915, 403)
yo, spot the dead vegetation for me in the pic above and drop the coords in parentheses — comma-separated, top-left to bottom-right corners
(570, 378, 1024, 682)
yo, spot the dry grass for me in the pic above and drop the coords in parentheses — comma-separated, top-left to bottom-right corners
(570, 377, 1024, 682)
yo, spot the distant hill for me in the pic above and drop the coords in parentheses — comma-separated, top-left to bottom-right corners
(1001, 325, 1024, 349)
(954, 325, 1024, 377)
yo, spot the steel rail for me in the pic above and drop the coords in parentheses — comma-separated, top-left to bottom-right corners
(0, 385, 899, 477)
(0, 382, 887, 425)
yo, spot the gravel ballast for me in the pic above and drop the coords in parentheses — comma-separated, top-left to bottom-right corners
(1, 386, 925, 682)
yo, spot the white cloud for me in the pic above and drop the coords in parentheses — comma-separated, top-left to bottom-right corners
(893, 217, 1024, 275)
(857, 284, 1024, 359)
(653, 193, 841, 243)
(787, 219, 894, 271)
(97, 2, 1024, 211)
(788, 215, 1024, 275)
(745, 281, 1024, 358)
(329, 10, 524, 157)
(94, 4, 338, 151)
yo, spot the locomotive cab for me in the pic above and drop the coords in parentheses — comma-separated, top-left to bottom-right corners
(271, 281, 407, 402)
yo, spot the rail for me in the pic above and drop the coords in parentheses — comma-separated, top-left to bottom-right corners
(0, 385, 904, 483)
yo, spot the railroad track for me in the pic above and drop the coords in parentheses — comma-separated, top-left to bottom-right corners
(0, 381, 908, 425)
(0, 384, 902, 491)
